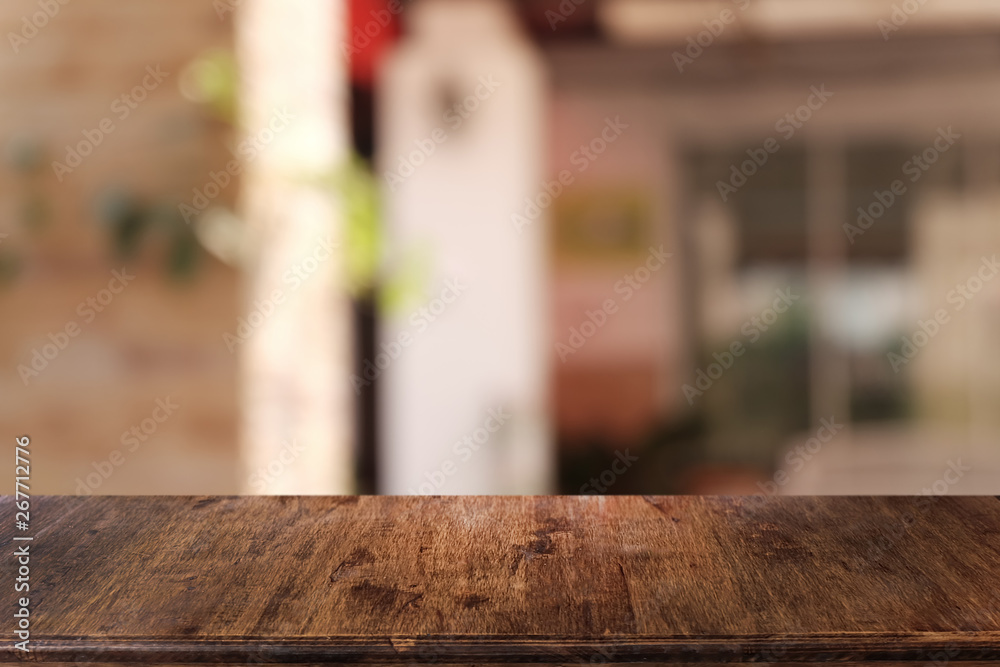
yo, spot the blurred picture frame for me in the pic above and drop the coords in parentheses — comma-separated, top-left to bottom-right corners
(552, 187, 652, 265)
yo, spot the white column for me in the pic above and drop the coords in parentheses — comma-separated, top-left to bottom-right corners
(378, 0, 551, 494)
(236, 0, 353, 493)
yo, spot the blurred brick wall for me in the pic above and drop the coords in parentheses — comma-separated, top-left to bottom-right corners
(0, 0, 242, 493)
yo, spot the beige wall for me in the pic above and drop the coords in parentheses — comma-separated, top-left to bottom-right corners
(0, 0, 241, 493)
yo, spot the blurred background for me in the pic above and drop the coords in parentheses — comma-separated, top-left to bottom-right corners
(3, 0, 1000, 495)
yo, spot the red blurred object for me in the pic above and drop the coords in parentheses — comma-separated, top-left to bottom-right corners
(347, 0, 400, 86)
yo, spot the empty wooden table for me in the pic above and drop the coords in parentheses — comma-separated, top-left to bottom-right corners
(2, 495, 999, 664)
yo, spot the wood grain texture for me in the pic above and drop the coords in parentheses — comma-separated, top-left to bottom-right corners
(1, 496, 999, 664)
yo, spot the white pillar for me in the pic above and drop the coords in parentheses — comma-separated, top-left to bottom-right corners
(378, 0, 552, 494)
(236, 0, 354, 493)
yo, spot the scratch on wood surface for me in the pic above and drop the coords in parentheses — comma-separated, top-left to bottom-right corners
(330, 547, 376, 583)
(350, 580, 423, 613)
(510, 517, 571, 574)
(616, 560, 637, 626)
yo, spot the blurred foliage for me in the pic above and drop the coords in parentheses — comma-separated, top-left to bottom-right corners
(95, 189, 201, 281)
(1, 135, 50, 285)
(4, 134, 44, 173)
(4, 135, 50, 234)
(0, 46, 430, 304)
(179, 49, 239, 125)
(700, 301, 811, 470)
(0, 251, 21, 286)
(76, 47, 235, 281)
(870, 335, 916, 420)
(316, 154, 431, 313)
(332, 154, 383, 297)
(3, 49, 416, 292)
(177, 48, 428, 309)
(96, 188, 145, 257)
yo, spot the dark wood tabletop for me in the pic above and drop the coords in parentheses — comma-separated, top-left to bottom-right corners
(1, 495, 999, 664)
